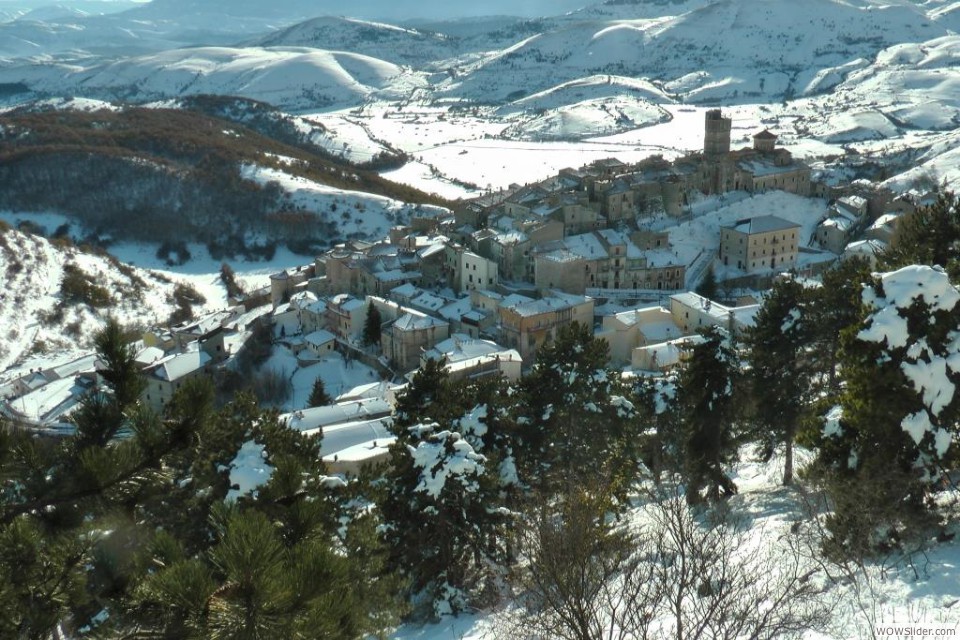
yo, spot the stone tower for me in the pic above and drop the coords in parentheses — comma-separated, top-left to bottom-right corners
(704, 109, 732, 158)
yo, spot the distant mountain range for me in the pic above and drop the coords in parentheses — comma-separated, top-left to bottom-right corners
(0, 0, 955, 107)
(0, 0, 958, 189)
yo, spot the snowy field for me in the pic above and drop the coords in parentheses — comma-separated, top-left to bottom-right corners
(317, 103, 847, 196)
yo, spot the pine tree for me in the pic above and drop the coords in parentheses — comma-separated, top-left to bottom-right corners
(308, 376, 332, 407)
(379, 377, 517, 617)
(393, 356, 456, 429)
(517, 322, 642, 503)
(813, 265, 960, 556)
(678, 327, 740, 505)
(363, 301, 382, 347)
(807, 257, 872, 395)
(635, 374, 681, 484)
(880, 191, 960, 278)
(95, 317, 146, 412)
(0, 323, 404, 637)
(742, 277, 812, 484)
(695, 264, 719, 301)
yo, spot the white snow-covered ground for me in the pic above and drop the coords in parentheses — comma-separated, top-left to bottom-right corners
(392, 446, 960, 640)
(654, 191, 831, 282)
(0, 225, 181, 372)
(240, 163, 449, 239)
(106, 240, 316, 313)
(258, 347, 381, 412)
(332, 103, 839, 195)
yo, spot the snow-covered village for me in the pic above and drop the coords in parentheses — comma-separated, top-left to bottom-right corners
(2, 0, 960, 638)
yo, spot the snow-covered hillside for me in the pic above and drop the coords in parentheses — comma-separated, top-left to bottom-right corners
(498, 76, 674, 141)
(0, 46, 426, 111)
(128, 0, 591, 23)
(240, 162, 449, 240)
(0, 223, 182, 371)
(750, 35, 960, 189)
(437, 0, 949, 104)
(250, 16, 459, 67)
(391, 446, 960, 640)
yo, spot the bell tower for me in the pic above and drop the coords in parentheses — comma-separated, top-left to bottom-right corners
(704, 109, 732, 158)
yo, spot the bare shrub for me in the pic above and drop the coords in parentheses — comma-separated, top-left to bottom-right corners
(253, 367, 290, 406)
(502, 488, 831, 640)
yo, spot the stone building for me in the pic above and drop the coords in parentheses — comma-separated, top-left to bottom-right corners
(704, 109, 732, 158)
(533, 229, 685, 294)
(498, 291, 594, 362)
(718, 215, 800, 273)
(381, 311, 450, 371)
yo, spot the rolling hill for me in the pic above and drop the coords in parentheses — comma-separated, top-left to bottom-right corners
(436, 0, 950, 104)
(249, 16, 459, 67)
(0, 223, 183, 371)
(0, 103, 449, 255)
(0, 46, 424, 111)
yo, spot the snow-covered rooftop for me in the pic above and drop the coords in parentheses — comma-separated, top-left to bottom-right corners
(438, 297, 474, 322)
(304, 330, 336, 347)
(316, 418, 395, 459)
(335, 380, 400, 404)
(671, 291, 760, 329)
(870, 212, 901, 230)
(391, 283, 421, 299)
(149, 350, 212, 382)
(284, 397, 393, 432)
(724, 215, 801, 234)
(501, 291, 592, 318)
(375, 269, 420, 283)
(392, 312, 447, 331)
(134, 346, 166, 367)
(411, 291, 447, 312)
(322, 437, 396, 464)
(423, 334, 508, 364)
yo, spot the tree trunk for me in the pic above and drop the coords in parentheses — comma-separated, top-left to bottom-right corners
(783, 424, 795, 486)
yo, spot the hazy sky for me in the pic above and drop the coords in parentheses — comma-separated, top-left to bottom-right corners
(0, 0, 589, 15)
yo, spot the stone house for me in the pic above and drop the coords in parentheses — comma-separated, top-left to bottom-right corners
(498, 291, 594, 362)
(534, 230, 686, 294)
(445, 244, 499, 293)
(325, 294, 366, 342)
(597, 306, 684, 367)
(866, 212, 901, 244)
(842, 239, 886, 268)
(142, 350, 212, 412)
(632, 335, 705, 372)
(815, 209, 859, 255)
(303, 330, 336, 359)
(381, 311, 450, 372)
(718, 215, 800, 273)
(669, 292, 759, 336)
